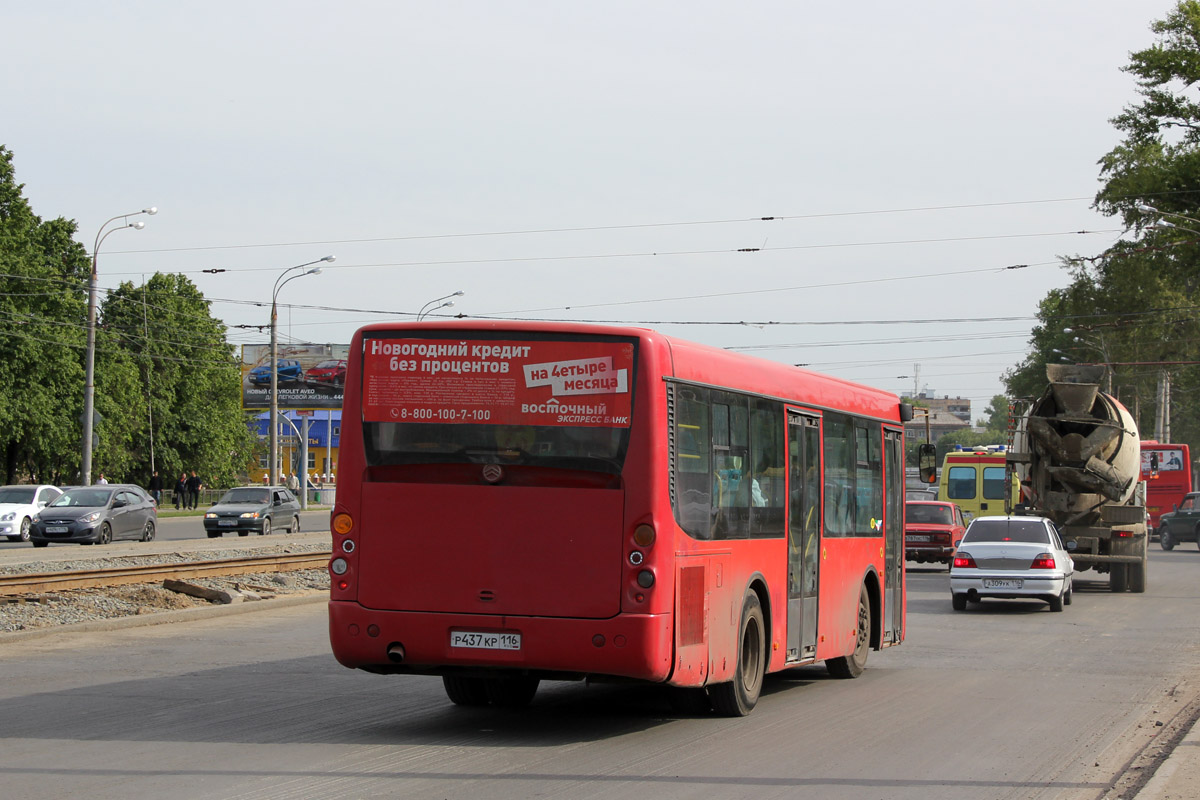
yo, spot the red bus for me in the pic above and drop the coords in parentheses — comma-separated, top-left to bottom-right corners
(328, 322, 911, 716)
(1140, 441, 1193, 536)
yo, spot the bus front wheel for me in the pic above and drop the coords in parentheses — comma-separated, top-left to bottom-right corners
(710, 590, 766, 717)
(827, 584, 871, 679)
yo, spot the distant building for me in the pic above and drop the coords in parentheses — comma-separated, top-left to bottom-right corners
(250, 409, 341, 483)
(904, 392, 972, 443)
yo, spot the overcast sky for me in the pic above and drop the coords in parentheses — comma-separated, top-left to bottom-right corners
(4, 1, 1178, 416)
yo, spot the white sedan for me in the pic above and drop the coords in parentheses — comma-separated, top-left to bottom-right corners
(0, 484, 63, 543)
(950, 515, 1074, 612)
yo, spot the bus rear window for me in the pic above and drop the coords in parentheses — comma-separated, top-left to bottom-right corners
(365, 422, 629, 474)
(360, 335, 636, 475)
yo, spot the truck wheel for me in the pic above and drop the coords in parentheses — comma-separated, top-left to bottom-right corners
(1110, 564, 1129, 593)
(1161, 529, 1175, 550)
(710, 590, 767, 715)
(1130, 539, 1148, 594)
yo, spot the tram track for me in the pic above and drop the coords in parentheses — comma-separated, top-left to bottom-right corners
(0, 551, 332, 598)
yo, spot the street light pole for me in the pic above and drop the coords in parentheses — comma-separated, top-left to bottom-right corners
(269, 256, 334, 485)
(417, 290, 464, 321)
(82, 207, 157, 486)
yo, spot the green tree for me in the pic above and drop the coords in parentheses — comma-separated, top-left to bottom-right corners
(1007, 1, 1200, 450)
(0, 146, 91, 483)
(977, 394, 1012, 434)
(100, 273, 256, 488)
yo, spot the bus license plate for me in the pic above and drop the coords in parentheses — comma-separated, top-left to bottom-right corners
(450, 631, 521, 651)
(984, 579, 1023, 589)
(907, 534, 931, 542)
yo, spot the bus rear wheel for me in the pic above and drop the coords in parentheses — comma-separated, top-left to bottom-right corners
(484, 676, 539, 708)
(827, 584, 871, 679)
(442, 675, 489, 707)
(710, 590, 766, 717)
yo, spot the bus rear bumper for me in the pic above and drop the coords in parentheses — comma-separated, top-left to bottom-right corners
(328, 601, 675, 682)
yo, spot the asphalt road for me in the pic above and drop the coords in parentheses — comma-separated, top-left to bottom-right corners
(2, 548, 1200, 800)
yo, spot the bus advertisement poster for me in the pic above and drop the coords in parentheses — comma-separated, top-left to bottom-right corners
(362, 337, 634, 427)
(1142, 448, 1186, 473)
(241, 343, 350, 411)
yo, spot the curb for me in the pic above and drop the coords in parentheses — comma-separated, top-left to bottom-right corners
(2, 591, 327, 643)
(1135, 713, 1200, 800)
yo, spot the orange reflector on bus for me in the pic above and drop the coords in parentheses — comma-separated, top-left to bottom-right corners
(333, 513, 354, 535)
(633, 524, 656, 548)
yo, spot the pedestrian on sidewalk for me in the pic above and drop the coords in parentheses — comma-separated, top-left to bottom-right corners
(174, 473, 187, 510)
(186, 471, 203, 509)
(148, 470, 163, 504)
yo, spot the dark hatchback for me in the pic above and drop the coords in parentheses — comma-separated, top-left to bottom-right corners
(30, 485, 157, 547)
(203, 486, 301, 537)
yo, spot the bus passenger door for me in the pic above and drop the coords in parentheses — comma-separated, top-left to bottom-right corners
(883, 429, 904, 644)
(786, 412, 821, 662)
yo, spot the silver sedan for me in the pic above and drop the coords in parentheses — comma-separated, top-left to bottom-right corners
(950, 516, 1074, 612)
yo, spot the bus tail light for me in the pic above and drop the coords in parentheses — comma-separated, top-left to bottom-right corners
(333, 512, 354, 535)
(636, 570, 655, 588)
(1030, 553, 1056, 569)
(953, 552, 977, 569)
(633, 524, 655, 548)
(331, 557, 349, 575)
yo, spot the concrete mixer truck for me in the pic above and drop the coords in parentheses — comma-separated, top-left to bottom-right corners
(1006, 364, 1148, 593)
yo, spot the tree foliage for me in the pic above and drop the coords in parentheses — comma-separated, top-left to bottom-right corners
(1006, 1, 1200, 450)
(99, 274, 256, 487)
(0, 146, 256, 487)
(0, 146, 91, 484)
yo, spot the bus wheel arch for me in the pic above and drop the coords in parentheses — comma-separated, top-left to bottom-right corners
(709, 585, 768, 717)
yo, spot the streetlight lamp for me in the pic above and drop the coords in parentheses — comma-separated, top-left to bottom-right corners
(1138, 203, 1200, 227)
(1150, 219, 1200, 236)
(269, 256, 334, 485)
(82, 207, 157, 486)
(417, 290, 464, 322)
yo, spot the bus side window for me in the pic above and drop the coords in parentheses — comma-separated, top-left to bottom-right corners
(673, 388, 712, 538)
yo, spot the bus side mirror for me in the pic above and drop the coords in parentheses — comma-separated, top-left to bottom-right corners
(918, 443, 937, 484)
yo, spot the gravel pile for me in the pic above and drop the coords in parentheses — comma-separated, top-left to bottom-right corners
(0, 543, 330, 633)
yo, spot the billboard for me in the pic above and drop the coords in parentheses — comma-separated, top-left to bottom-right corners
(361, 337, 634, 427)
(241, 344, 350, 410)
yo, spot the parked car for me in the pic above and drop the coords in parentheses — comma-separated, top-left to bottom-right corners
(305, 359, 347, 387)
(905, 500, 967, 567)
(248, 359, 303, 385)
(29, 485, 157, 547)
(950, 515, 1073, 612)
(1159, 491, 1200, 550)
(0, 484, 63, 543)
(203, 486, 301, 537)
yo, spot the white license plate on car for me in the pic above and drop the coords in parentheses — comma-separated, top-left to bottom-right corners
(907, 534, 931, 542)
(984, 579, 1023, 589)
(219, 520, 237, 527)
(46, 526, 68, 533)
(450, 631, 521, 651)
